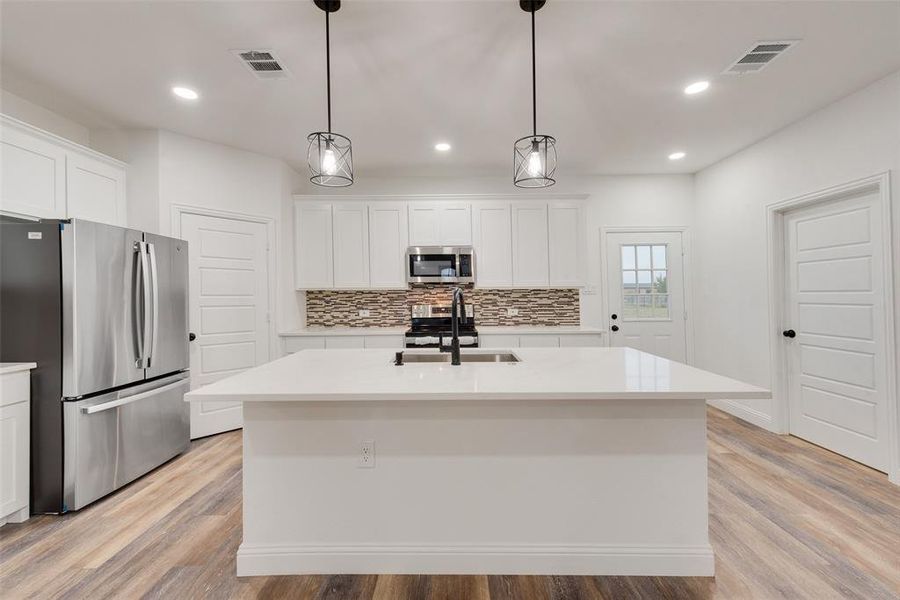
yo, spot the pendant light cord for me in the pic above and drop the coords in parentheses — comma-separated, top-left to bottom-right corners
(531, 7, 536, 138)
(326, 8, 332, 134)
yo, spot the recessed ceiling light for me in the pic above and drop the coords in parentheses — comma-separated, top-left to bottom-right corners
(668, 151, 686, 160)
(434, 142, 451, 152)
(172, 86, 199, 100)
(683, 81, 709, 95)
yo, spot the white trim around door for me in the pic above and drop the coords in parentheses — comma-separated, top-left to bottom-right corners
(170, 204, 279, 363)
(765, 172, 898, 484)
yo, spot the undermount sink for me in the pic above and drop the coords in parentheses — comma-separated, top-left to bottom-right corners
(397, 351, 520, 364)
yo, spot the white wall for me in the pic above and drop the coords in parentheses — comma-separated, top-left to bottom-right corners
(693, 71, 900, 440)
(0, 88, 91, 146)
(295, 173, 695, 328)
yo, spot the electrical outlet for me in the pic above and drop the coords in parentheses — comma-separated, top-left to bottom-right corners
(358, 441, 375, 468)
(358, 309, 371, 318)
(507, 308, 519, 317)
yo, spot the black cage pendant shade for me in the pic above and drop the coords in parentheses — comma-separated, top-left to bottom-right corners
(308, 0, 353, 187)
(514, 0, 556, 188)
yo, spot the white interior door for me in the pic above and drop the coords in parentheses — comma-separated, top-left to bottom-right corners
(181, 212, 270, 439)
(784, 190, 889, 471)
(605, 231, 687, 361)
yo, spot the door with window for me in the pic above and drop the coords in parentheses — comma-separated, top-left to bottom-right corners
(605, 231, 687, 361)
(180, 212, 271, 439)
(783, 189, 889, 471)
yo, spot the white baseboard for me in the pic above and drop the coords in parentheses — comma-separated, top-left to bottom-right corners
(708, 398, 774, 431)
(236, 543, 715, 577)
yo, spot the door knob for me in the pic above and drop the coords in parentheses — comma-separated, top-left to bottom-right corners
(610, 313, 618, 320)
(782, 329, 796, 338)
(189, 332, 196, 341)
(611, 325, 619, 332)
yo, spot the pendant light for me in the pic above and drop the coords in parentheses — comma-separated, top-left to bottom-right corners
(513, 0, 556, 188)
(308, 0, 353, 187)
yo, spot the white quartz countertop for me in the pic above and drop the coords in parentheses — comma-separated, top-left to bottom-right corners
(186, 347, 769, 403)
(279, 325, 605, 337)
(0, 362, 37, 375)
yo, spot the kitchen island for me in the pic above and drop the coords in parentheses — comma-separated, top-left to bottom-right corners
(186, 347, 768, 577)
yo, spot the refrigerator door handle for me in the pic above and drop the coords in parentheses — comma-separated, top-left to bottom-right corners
(148, 241, 160, 368)
(135, 241, 152, 369)
(80, 377, 189, 414)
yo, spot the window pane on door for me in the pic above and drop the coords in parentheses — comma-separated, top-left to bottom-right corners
(619, 243, 671, 321)
(636, 245, 651, 269)
(621, 245, 636, 270)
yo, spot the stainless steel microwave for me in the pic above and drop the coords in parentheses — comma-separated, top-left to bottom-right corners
(406, 246, 475, 284)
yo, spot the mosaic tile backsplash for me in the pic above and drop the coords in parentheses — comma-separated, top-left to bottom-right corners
(306, 285, 580, 327)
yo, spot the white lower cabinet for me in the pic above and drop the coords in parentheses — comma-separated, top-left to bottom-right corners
(559, 334, 604, 347)
(0, 368, 32, 526)
(480, 333, 605, 349)
(282, 335, 404, 355)
(519, 335, 560, 348)
(324, 336, 366, 349)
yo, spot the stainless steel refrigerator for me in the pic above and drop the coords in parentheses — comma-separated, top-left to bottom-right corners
(0, 217, 190, 513)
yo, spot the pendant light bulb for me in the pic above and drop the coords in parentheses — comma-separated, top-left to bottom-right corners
(321, 143, 338, 175)
(526, 141, 543, 177)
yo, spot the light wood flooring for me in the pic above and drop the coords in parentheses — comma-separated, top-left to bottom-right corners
(1, 407, 898, 599)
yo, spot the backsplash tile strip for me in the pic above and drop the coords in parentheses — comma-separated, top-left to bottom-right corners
(306, 285, 580, 327)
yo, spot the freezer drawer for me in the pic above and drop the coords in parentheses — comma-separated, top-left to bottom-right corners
(63, 372, 190, 511)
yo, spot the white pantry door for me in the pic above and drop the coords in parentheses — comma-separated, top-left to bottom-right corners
(605, 232, 687, 361)
(784, 191, 889, 471)
(181, 213, 270, 439)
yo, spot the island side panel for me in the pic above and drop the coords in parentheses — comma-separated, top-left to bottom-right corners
(238, 398, 712, 576)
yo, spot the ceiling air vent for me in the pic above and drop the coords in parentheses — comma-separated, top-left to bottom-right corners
(723, 40, 798, 75)
(232, 49, 289, 79)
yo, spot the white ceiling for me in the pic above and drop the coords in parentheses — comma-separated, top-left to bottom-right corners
(1, 1, 898, 177)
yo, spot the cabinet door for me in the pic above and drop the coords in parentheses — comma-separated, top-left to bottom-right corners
(283, 336, 326, 355)
(548, 202, 585, 287)
(0, 398, 29, 518)
(364, 335, 404, 349)
(294, 202, 334, 289)
(408, 204, 440, 246)
(559, 334, 604, 347)
(66, 152, 127, 226)
(408, 202, 472, 246)
(325, 336, 366, 349)
(479, 334, 520, 349)
(472, 202, 512, 288)
(519, 335, 560, 348)
(0, 120, 66, 219)
(369, 202, 408, 288)
(511, 202, 549, 287)
(439, 203, 472, 245)
(332, 203, 370, 288)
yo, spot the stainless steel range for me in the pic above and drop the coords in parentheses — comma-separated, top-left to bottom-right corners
(404, 303, 478, 349)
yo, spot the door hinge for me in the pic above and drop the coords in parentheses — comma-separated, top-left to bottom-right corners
(266, 312, 271, 323)
(683, 310, 688, 320)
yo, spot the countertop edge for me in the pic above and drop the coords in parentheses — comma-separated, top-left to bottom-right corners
(186, 391, 771, 403)
(0, 362, 38, 375)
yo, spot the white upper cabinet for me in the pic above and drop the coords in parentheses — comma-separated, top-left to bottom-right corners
(511, 202, 550, 287)
(66, 152, 127, 226)
(368, 202, 408, 289)
(1, 117, 67, 219)
(408, 201, 472, 246)
(332, 202, 370, 289)
(1, 116, 126, 224)
(472, 202, 513, 288)
(294, 202, 334, 289)
(548, 202, 585, 287)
